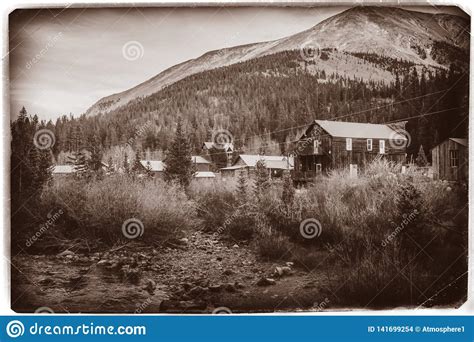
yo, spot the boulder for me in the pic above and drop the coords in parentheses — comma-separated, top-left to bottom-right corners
(256, 277, 276, 286)
(208, 284, 223, 292)
(144, 279, 156, 294)
(58, 250, 75, 257)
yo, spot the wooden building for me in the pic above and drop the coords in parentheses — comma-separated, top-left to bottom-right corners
(293, 120, 407, 181)
(431, 138, 468, 182)
(202, 142, 234, 169)
(139, 160, 165, 178)
(51, 165, 74, 178)
(221, 155, 294, 179)
(191, 155, 212, 172)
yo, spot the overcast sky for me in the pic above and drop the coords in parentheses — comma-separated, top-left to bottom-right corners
(9, 5, 467, 121)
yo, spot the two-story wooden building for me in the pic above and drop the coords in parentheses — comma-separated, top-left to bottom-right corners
(293, 120, 408, 181)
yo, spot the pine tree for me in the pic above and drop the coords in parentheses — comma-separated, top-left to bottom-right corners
(123, 153, 130, 175)
(254, 159, 269, 196)
(131, 149, 143, 175)
(67, 150, 88, 178)
(107, 156, 114, 173)
(236, 171, 247, 202)
(145, 161, 153, 179)
(164, 117, 193, 187)
(11, 107, 53, 250)
(415, 145, 428, 166)
(281, 172, 295, 206)
(87, 136, 103, 173)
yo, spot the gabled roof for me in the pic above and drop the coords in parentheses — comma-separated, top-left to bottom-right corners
(450, 138, 468, 147)
(52, 165, 74, 174)
(431, 138, 468, 151)
(311, 120, 408, 140)
(236, 155, 294, 170)
(140, 160, 165, 172)
(194, 171, 216, 178)
(202, 141, 234, 152)
(221, 165, 247, 171)
(192, 156, 211, 164)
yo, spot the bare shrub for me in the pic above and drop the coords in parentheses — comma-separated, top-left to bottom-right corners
(40, 175, 198, 245)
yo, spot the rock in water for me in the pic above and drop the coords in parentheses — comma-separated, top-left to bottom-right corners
(58, 250, 75, 257)
(274, 266, 292, 278)
(188, 286, 207, 298)
(144, 279, 156, 294)
(208, 284, 222, 292)
(256, 277, 277, 286)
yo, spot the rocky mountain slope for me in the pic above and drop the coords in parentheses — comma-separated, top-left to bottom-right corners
(85, 6, 469, 116)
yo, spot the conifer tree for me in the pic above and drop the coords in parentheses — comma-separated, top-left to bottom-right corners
(145, 161, 153, 179)
(281, 172, 295, 206)
(236, 170, 247, 202)
(415, 145, 428, 166)
(164, 117, 193, 187)
(131, 149, 143, 174)
(254, 159, 269, 196)
(123, 153, 130, 175)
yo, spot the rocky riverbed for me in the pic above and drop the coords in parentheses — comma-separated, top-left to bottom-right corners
(11, 231, 334, 313)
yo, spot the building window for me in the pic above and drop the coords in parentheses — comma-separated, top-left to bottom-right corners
(315, 164, 322, 173)
(450, 150, 459, 167)
(367, 139, 373, 151)
(346, 138, 352, 151)
(313, 139, 321, 154)
(379, 140, 385, 154)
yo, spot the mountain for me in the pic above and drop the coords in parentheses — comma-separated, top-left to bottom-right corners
(85, 6, 469, 116)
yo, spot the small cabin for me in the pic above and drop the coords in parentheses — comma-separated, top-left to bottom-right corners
(52, 165, 74, 178)
(139, 160, 165, 178)
(221, 154, 294, 179)
(293, 120, 407, 181)
(191, 155, 212, 172)
(431, 138, 468, 182)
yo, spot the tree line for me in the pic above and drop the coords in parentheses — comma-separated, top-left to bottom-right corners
(28, 49, 468, 163)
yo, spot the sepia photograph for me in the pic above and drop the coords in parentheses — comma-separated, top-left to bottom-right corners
(8, 3, 469, 314)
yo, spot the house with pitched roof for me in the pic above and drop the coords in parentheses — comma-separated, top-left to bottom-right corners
(221, 154, 294, 179)
(431, 138, 468, 182)
(293, 120, 408, 181)
(202, 141, 234, 168)
(191, 155, 212, 172)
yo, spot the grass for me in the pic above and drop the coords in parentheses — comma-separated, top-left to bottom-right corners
(26, 159, 467, 307)
(39, 175, 198, 246)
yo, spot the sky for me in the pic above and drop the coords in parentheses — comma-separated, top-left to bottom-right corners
(8, 5, 468, 121)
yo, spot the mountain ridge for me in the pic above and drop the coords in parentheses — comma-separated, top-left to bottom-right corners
(85, 6, 469, 117)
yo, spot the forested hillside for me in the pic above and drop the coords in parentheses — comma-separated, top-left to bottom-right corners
(46, 49, 468, 161)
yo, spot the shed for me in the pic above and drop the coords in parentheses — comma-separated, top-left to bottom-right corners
(431, 138, 468, 182)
